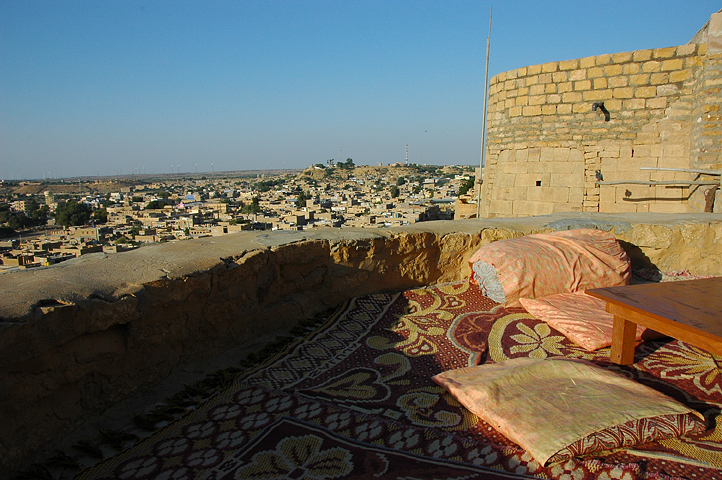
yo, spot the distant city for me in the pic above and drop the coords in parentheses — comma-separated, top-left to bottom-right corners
(0, 162, 476, 271)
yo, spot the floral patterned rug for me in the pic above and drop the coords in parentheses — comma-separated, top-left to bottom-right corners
(75, 281, 722, 480)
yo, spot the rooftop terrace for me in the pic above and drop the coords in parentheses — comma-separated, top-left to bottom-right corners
(2, 212, 722, 477)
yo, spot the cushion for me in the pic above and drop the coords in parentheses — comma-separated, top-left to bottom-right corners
(468, 229, 631, 307)
(432, 357, 705, 466)
(519, 292, 649, 351)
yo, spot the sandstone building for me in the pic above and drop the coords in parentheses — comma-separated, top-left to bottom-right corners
(478, 10, 722, 217)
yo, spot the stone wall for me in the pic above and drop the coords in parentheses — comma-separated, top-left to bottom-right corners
(1, 213, 722, 473)
(481, 11, 722, 217)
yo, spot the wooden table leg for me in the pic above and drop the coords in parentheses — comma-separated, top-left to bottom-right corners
(610, 315, 638, 365)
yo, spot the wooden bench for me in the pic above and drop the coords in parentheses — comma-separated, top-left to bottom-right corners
(587, 277, 722, 365)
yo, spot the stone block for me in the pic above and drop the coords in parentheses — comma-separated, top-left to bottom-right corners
(623, 63, 640, 74)
(515, 149, 529, 162)
(593, 77, 608, 89)
(522, 105, 542, 116)
(512, 200, 554, 216)
(650, 72, 669, 84)
(605, 99, 623, 110)
(562, 92, 582, 103)
(612, 51, 633, 63)
(624, 98, 646, 109)
(497, 161, 527, 174)
(579, 56, 596, 68)
(676, 44, 696, 56)
(569, 69, 587, 81)
(633, 49, 652, 62)
(604, 64, 623, 76)
(573, 103, 590, 113)
(599, 201, 638, 213)
(642, 61, 661, 73)
(529, 84, 545, 95)
(654, 185, 685, 200)
(557, 104, 572, 114)
(613, 87, 634, 98)
(527, 64, 542, 75)
(599, 185, 616, 204)
(569, 187, 584, 203)
(517, 67, 527, 76)
(557, 82, 573, 93)
(546, 93, 561, 104)
(583, 89, 612, 101)
(538, 72, 552, 83)
(656, 84, 679, 96)
(635, 86, 657, 98)
(514, 173, 538, 187)
(559, 59, 579, 70)
(527, 147, 541, 161)
(685, 56, 703, 68)
(658, 155, 688, 169)
(541, 104, 557, 115)
(495, 186, 527, 201)
(661, 58, 684, 71)
(553, 71, 569, 83)
(550, 173, 583, 188)
(629, 74, 650, 85)
(574, 80, 591, 91)
(546, 83, 558, 93)
(540, 147, 554, 162)
(596, 54, 611, 65)
(542, 62, 558, 73)
(529, 94, 546, 105)
(669, 69, 692, 82)
(648, 202, 690, 213)
(488, 199, 514, 215)
(608, 76, 629, 87)
(509, 106, 522, 117)
(552, 148, 571, 162)
(516, 95, 529, 106)
(653, 47, 676, 59)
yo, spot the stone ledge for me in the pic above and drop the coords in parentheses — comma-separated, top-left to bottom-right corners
(1, 213, 722, 473)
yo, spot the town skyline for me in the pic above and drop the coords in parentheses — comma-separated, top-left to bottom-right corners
(2, 2, 718, 180)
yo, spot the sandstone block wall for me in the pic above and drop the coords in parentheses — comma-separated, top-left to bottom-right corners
(1, 214, 722, 473)
(481, 12, 722, 218)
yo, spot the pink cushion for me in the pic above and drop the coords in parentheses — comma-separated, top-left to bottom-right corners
(469, 229, 631, 307)
(519, 292, 647, 351)
(432, 357, 705, 466)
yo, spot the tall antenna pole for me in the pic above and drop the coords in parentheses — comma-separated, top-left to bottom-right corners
(477, 7, 492, 219)
(406, 144, 408, 165)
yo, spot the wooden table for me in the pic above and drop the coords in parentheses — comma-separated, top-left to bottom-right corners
(586, 277, 722, 365)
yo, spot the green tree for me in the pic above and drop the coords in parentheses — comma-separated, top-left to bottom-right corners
(297, 190, 311, 207)
(390, 185, 400, 198)
(241, 196, 261, 214)
(54, 201, 92, 227)
(0, 226, 17, 238)
(93, 207, 108, 223)
(458, 176, 475, 196)
(396, 177, 406, 186)
(145, 200, 167, 210)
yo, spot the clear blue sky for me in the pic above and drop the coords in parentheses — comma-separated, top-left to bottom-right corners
(1, 1, 718, 180)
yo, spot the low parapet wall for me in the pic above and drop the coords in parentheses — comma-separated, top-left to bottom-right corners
(1, 213, 722, 473)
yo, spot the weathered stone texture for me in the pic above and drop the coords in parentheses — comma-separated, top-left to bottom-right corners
(483, 22, 722, 218)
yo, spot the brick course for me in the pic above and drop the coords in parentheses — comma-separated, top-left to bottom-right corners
(483, 36, 721, 218)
